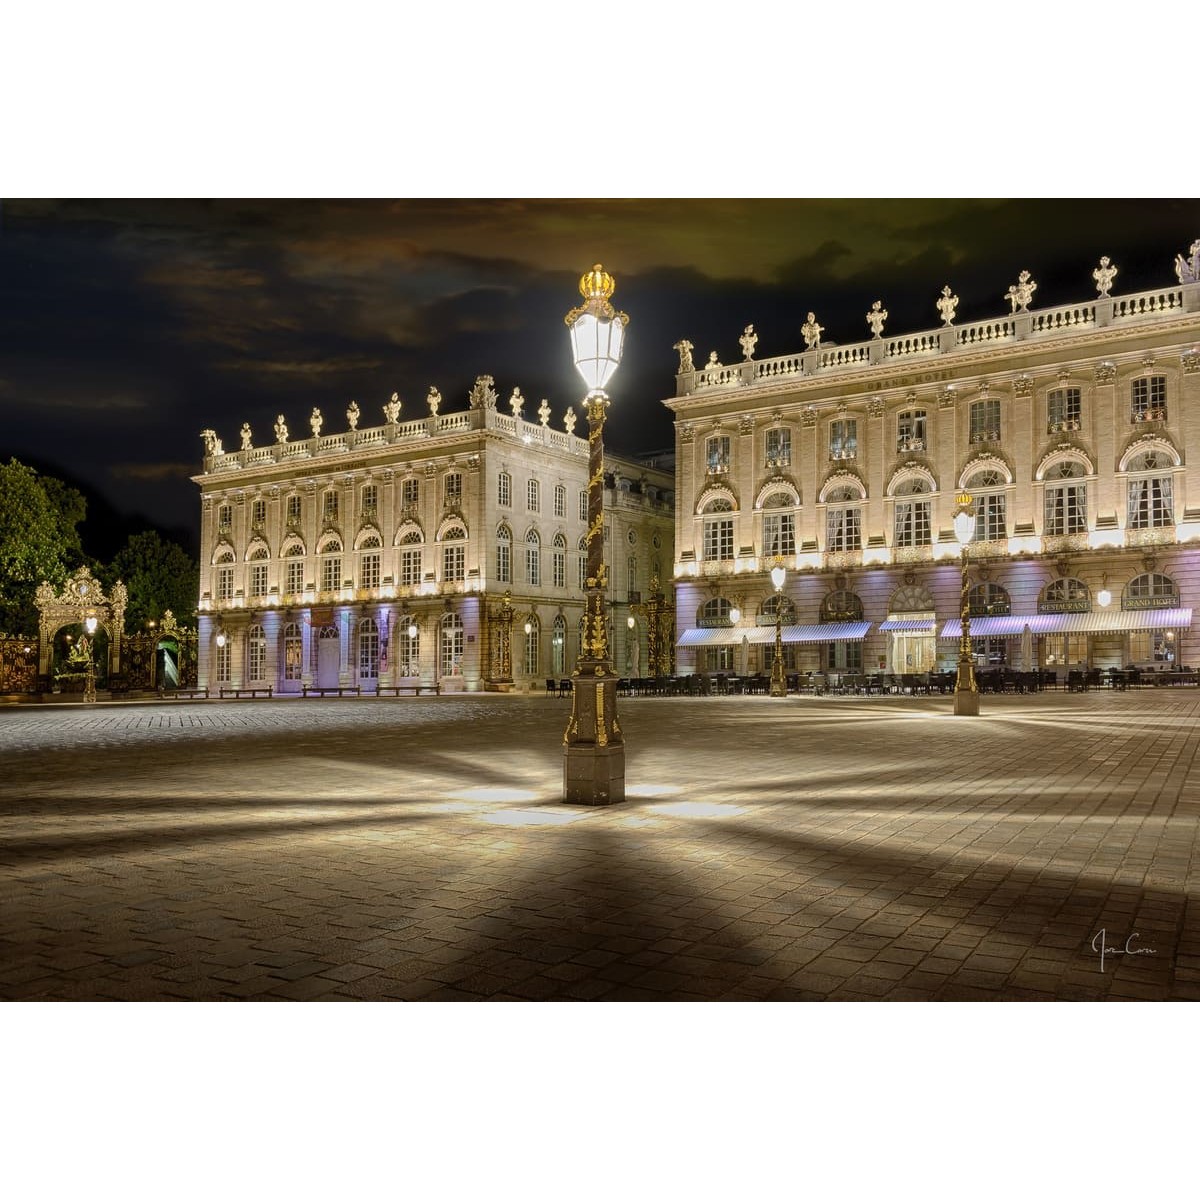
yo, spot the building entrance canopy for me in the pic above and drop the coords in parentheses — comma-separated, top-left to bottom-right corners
(939, 607, 1193, 638)
(677, 621, 872, 647)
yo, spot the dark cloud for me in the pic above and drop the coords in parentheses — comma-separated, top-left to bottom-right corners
(2, 198, 1198, 539)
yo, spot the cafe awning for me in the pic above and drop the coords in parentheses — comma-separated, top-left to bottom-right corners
(879, 618, 936, 632)
(677, 621, 872, 647)
(940, 607, 1193, 638)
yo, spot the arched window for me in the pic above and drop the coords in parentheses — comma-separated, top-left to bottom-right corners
(497, 471, 512, 508)
(524, 614, 539, 675)
(1126, 449, 1174, 528)
(821, 590, 863, 621)
(1044, 460, 1087, 534)
(283, 622, 303, 681)
(554, 484, 566, 519)
(761, 593, 797, 624)
(526, 529, 541, 586)
(214, 548, 235, 602)
(552, 614, 567, 676)
(318, 537, 343, 592)
(248, 545, 270, 598)
(1124, 573, 1178, 609)
(553, 533, 567, 589)
(398, 528, 423, 587)
(358, 534, 382, 590)
(965, 467, 1008, 543)
(442, 525, 466, 582)
(496, 524, 512, 584)
(968, 582, 1011, 617)
(1039, 578, 1091, 613)
(825, 484, 863, 551)
(358, 616, 379, 679)
(282, 542, 306, 597)
(761, 490, 796, 557)
(701, 496, 734, 561)
(398, 616, 420, 676)
(440, 613, 464, 676)
(215, 634, 232, 683)
(246, 626, 266, 681)
(578, 535, 588, 590)
(699, 597, 733, 626)
(893, 477, 932, 548)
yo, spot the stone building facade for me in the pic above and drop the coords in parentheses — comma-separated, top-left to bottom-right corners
(192, 378, 673, 693)
(666, 241, 1200, 679)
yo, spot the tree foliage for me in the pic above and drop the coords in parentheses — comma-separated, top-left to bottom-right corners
(0, 458, 86, 634)
(102, 530, 199, 631)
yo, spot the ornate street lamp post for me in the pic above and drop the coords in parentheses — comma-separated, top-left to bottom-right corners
(953, 493, 979, 716)
(563, 264, 629, 805)
(769, 565, 787, 697)
(83, 614, 98, 704)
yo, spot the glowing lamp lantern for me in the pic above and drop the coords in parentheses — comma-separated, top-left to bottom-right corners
(728, 607, 741, 624)
(216, 631, 227, 649)
(566, 264, 628, 396)
(953, 504, 977, 548)
(407, 623, 418, 640)
(1097, 585, 1112, 608)
(85, 616, 98, 636)
(770, 565, 787, 592)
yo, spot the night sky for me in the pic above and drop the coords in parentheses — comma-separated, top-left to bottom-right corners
(2, 198, 1198, 550)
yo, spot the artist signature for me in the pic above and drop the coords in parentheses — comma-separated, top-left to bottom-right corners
(1089, 930, 1156, 973)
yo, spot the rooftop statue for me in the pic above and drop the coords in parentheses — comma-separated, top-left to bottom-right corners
(469, 375, 498, 410)
(274, 414, 289, 444)
(310, 407, 323, 437)
(346, 400, 360, 430)
(673, 339, 695, 372)
(383, 392, 401, 423)
(564, 406, 577, 435)
(427, 386, 442, 416)
(538, 398, 551, 426)
(936, 285, 959, 326)
(866, 300, 888, 338)
(705, 351, 723, 376)
(200, 429, 218, 456)
(1175, 240, 1200, 284)
(739, 325, 758, 361)
(240, 423, 253, 450)
(801, 312, 823, 350)
(1004, 270, 1037, 313)
(509, 387, 524, 419)
(1093, 255, 1118, 297)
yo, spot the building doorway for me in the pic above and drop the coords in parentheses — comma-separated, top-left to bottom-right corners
(316, 625, 340, 687)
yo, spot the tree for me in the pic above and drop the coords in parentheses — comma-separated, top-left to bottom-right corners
(103, 530, 199, 632)
(0, 459, 86, 634)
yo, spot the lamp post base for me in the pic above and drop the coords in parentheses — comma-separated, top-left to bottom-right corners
(562, 665, 625, 805)
(953, 688, 979, 716)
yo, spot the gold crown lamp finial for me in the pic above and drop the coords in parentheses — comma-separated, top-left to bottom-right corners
(580, 263, 616, 302)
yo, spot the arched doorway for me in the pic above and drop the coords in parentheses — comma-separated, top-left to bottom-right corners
(316, 625, 340, 688)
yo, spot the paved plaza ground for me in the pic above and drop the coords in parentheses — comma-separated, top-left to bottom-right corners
(2, 688, 1198, 1001)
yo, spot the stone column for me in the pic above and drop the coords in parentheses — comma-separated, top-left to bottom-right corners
(262, 609, 282, 690)
(1093, 361, 1119, 524)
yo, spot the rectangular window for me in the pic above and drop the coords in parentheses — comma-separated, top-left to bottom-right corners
(1045, 485, 1087, 535)
(524, 628, 539, 676)
(217, 567, 234, 601)
(527, 544, 541, 586)
(762, 513, 796, 556)
(703, 518, 734, 560)
(579, 491, 588, 522)
(578, 553, 587, 590)
(974, 494, 1006, 542)
(897, 410, 926, 452)
(286, 495, 302, 523)
(498, 472, 511, 507)
(444, 474, 462, 505)
(826, 507, 861, 551)
(248, 635, 266, 681)
(496, 539, 511, 584)
(217, 505, 232, 534)
(249, 563, 268, 597)
(359, 625, 379, 679)
(321, 556, 341, 591)
(443, 544, 465, 581)
(398, 627, 419, 676)
(361, 484, 378, 514)
(830, 420, 857, 460)
(706, 436, 731, 473)
(286, 560, 304, 594)
(894, 500, 932, 547)
(1132, 376, 1167, 422)
(1128, 477, 1173, 528)
(553, 549, 566, 589)
(323, 491, 339, 521)
(216, 641, 231, 684)
(554, 484, 566, 518)
(403, 478, 419, 507)
(284, 631, 303, 680)
(400, 548, 422, 586)
(1047, 388, 1082, 432)
(825, 641, 863, 673)
(527, 479, 540, 512)
(251, 499, 267, 528)
(969, 400, 1001, 443)
(361, 552, 381, 589)
(765, 427, 791, 468)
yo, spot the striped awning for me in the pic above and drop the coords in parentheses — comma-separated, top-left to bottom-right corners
(879, 618, 936, 632)
(677, 621, 872, 648)
(940, 607, 1193, 638)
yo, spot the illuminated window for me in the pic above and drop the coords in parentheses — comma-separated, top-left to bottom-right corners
(527, 479, 540, 512)
(360, 547, 381, 590)
(1126, 450, 1173, 528)
(398, 617, 420, 676)
(825, 485, 862, 552)
(526, 529, 541, 586)
(442, 526, 466, 581)
(248, 551, 269, 598)
(361, 484, 378, 515)
(553, 534, 566, 589)
(579, 491, 588, 522)
(701, 496, 734, 561)
(498, 471, 511, 507)
(893, 478, 932, 548)
(1131, 375, 1167, 422)
(1044, 461, 1087, 534)
(251, 498, 267, 528)
(706, 435, 731, 474)
(968, 582, 1011, 617)
(761, 491, 796, 557)
(897, 410, 926, 453)
(216, 638, 231, 683)
(444, 473, 462, 506)
(247, 626, 266, 681)
(524, 615, 539, 675)
(322, 490, 339, 522)
(402, 478, 420, 507)
(765, 426, 791, 467)
(554, 484, 566, 518)
(286, 494, 302, 524)
(969, 399, 1001, 443)
(440, 613, 464, 676)
(358, 617, 379, 679)
(829, 420, 857, 460)
(965, 468, 1007, 543)
(283, 622, 302, 680)
(496, 524, 512, 584)
(578, 536, 588, 589)
(1047, 387, 1081, 432)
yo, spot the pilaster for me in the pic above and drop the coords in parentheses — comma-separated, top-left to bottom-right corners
(1093, 360, 1119, 523)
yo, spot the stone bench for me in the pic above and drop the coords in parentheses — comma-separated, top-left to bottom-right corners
(218, 686, 274, 699)
(374, 683, 441, 696)
(301, 685, 361, 698)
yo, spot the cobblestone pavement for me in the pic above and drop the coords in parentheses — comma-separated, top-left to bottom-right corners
(2, 689, 1199, 1001)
